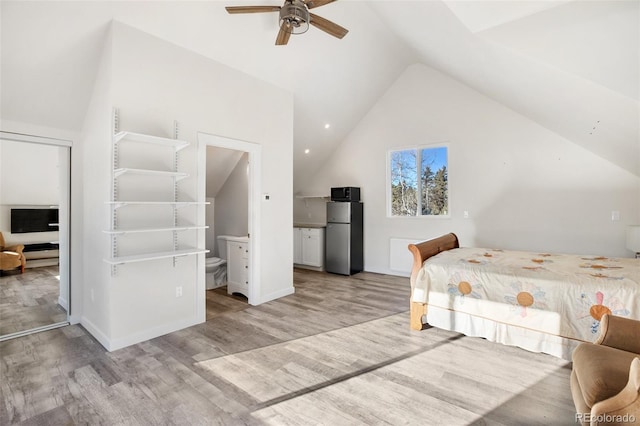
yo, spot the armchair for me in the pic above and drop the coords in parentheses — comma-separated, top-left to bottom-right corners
(0, 232, 25, 274)
(571, 314, 640, 425)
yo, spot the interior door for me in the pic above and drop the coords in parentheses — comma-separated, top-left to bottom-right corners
(0, 132, 71, 341)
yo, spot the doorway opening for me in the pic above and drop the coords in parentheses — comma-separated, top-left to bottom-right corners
(0, 131, 71, 341)
(197, 133, 261, 318)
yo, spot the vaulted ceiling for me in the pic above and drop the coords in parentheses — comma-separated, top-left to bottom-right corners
(1, 1, 638, 192)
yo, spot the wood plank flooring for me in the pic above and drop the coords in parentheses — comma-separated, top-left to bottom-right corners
(0, 269, 577, 425)
(0, 266, 66, 336)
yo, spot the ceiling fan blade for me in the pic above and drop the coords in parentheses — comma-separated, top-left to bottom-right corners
(225, 6, 281, 14)
(276, 23, 291, 45)
(304, 0, 337, 9)
(309, 13, 348, 39)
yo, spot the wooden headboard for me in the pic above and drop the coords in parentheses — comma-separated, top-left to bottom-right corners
(408, 233, 460, 285)
(407, 233, 460, 330)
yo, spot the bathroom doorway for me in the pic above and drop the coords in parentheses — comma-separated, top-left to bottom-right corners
(197, 133, 261, 314)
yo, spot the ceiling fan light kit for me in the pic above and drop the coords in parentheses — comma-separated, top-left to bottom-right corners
(225, 0, 347, 45)
(280, 0, 310, 35)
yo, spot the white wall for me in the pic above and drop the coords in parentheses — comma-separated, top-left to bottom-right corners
(0, 140, 60, 245)
(0, 140, 59, 204)
(78, 25, 113, 342)
(79, 21, 293, 350)
(214, 152, 249, 251)
(293, 197, 328, 225)
(299, 63, 640, 276)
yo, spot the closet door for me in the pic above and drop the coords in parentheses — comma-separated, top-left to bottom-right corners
(0, 132, 71, 340)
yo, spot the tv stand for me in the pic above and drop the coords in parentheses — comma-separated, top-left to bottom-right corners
(23, 242, 59, 268)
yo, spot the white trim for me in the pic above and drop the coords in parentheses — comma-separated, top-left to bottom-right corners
(108, 316, 201, 352)
(0, 131, 72, 147)
(58, 295, 69, 311)
(81, 314, 201, 351)
(197, 132, 262, 310)
(80, 316, 111, 349)
(256, 286, 295, 305)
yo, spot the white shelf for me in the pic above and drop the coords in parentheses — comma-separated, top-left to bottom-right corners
(114, 131, 189, 151)
(106, 201, 209, 209)
(104, 248, 209, 265)
(114, 168, 189, 180)
(295, 195, 329, 199)
(103, 225, 208, 235)
(108, 125, 206, 273)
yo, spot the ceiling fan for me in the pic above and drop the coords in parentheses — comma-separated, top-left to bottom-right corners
(225, 0, 348, 45)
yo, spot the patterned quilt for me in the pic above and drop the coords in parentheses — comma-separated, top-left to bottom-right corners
(411, 247, 640, 342)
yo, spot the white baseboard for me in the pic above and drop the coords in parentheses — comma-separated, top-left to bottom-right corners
(80, 316, 111, 350)
(253, 286, 294, 305)
(365, 265, 410, 278)
(58, 296, 68, 311)
(81, 315, 204, 352)
(293, 264, 323, 272)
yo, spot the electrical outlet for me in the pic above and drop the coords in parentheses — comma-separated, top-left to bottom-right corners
(463, 211, 469, 219)
(176, 286, 183, 298)
(611, 211, 620, 221)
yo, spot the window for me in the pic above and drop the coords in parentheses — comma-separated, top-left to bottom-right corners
(388, 145, 448, 217)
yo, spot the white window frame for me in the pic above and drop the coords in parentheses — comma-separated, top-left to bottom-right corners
(386, 143, 450, 219)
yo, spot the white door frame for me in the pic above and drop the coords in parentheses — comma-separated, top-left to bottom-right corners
(197, 132, 261, 311)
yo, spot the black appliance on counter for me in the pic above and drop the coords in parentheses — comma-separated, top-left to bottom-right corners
(330, 187, 360, 202)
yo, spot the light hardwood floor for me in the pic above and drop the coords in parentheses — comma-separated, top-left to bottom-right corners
(0, 269, 577, 425)
(0, 266, 66, 336)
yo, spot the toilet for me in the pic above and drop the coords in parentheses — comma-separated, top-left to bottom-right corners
(205, 235, 233, 290)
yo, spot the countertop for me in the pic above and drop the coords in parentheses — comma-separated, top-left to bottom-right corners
(293, 223, 326, 229)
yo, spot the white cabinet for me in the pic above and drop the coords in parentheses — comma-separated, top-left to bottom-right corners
(293, 228, 303, 264)
(103, 131, 209, 270)
(294, 227, 324, 269)
(302, 228, 323, 267)
(227, 240, 249, 297)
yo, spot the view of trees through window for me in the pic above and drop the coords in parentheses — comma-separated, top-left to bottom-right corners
(389, 146, 448, 217)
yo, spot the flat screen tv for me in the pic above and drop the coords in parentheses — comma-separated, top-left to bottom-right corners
(10, 208, 59, 233)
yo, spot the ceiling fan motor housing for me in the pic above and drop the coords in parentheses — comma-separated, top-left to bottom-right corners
(280, 0, 310, 34)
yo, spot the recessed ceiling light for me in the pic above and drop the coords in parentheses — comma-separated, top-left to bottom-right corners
(304, 149, 310, 154)
(324, 123, 331, 129)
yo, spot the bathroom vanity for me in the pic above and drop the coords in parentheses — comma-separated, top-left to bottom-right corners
(226, 237, 249, 297)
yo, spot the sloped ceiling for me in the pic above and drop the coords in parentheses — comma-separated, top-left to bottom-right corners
(369, 0, 639, 176)
(1, 0, 638, 191)
(206, 146, 244, 198)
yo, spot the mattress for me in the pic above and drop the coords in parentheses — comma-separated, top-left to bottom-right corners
(412, 247, 640, 343)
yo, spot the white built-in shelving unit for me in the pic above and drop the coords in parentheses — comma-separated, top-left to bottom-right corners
(104, 119, 209, 272)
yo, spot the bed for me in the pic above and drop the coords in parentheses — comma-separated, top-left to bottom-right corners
(408, 233, 640, 360)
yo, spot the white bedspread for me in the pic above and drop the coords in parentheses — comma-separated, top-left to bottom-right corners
(412, 248, 640, 344)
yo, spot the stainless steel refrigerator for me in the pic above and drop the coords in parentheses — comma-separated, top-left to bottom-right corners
(325, 201, 363, 275)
